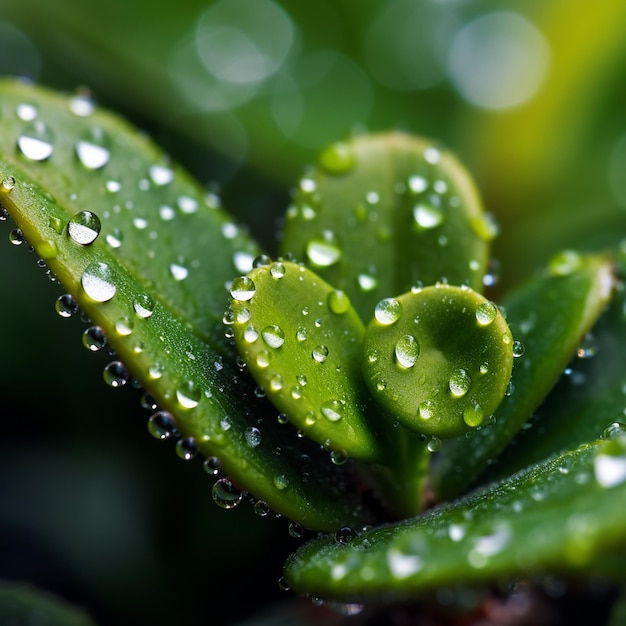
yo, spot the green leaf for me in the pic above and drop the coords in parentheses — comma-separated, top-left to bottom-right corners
(0, 81, 362, 531)
(484, 261, 626, 479)
(431, 252, 615, 501)
(0, 78, 258, 356)
(0, 583, 97, 626)
(362, 284, 513, 439)
(284, 435, 626, 598)
(229, 260, 389, 463)
(280, 132, 494, 321)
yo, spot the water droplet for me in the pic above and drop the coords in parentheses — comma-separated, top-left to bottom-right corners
(1, 175, 16, 192)
(55, 294, 79, 318)
(418, 400, 434, 420)
(374, 298, 402, 325)
(463, 403, 484, 427)
(408, 175, 427, 193)
(475, 301, 498, 326)
(319, 141, 356, 175)
(449, 369, 471, 398)
(321, 399, 343, 422)
(256, 350, 271, 368)
(177, 380, 201, 409)
(149, 164, 174, 186)
(424, 147, 441, 164)
(36, 239, 59, 260)
(147, 410, 177, 440)
(512, 340, 525, 358)
(16, 103, 37, 121)
(82, 262, 116, 302)
(67, 210, 101, 245)
(335, 527, 356, 544)
(549, 250, 582, 276)
(245, 426, 262, 447)
(169, 263, 189, 281)
(273, 474, 290, 491)
(480, 362, 489, 375)
(357, 273, 378, 292)
(269, 374, 284, 391)
(427, 436, 442, 453)
(230, 276, 256, 301)
(262, 324, 285, 349)
(270, 262, 286, 279)
(176, 437, 198, 461)
(254, 500, 270, 517)
(252, 254, 272, 268)
(327, 290, 350, 314)
(288, 522, 304, 538)
(103, 228, 123, 248)
(413, 203, 444, 229)
(133, 293, 155, 318)
(115, 316, 134, 336)
(8, 228, 25, 246)
(296, 327, 307, 342)
(203, 456, 221, 476)
(148, 362, 164, 380)
(69, 91, 95, 117)
(312, 345, 329, 363)
(243, 325, 259, 343)
(103, 361, 129, 388)
(82, 326, 107, 351)
(159, 205, 175, 221)
(17, 121, 54, 161)
(594, 446, 626, 488)
(330, 450, 348, 465)
(178, 196, 198, 214)
(75, 127, 110, 169)
(306, 230, 342, 267)
(395, 335, 420, 368)
(212, 478, 244, 509)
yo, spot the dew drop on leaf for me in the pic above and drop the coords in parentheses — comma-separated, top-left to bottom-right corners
(1, 175, 16, 192)
(312, 344, 329, 363)
(203, 456, 221, 475)
(306, 230, 342, 267)
(427, 436, 442, 453)
(270, 262, 286, 279)
(262, 324, 285, 348)
(254, 500, 270, 517)
(288, 522, 304, 538)
(169, 262, 189, 281)
(318, 141, 356, 175)
(230, 276, 256, 301)
(68, 210, 101, 245)
(463, 403, 484, 428)
(212, 478, 244, 509)
(82, 326, 107, 351)
(273, 474, 290, 491)
(449, 369, 471, 398)
(103, 360, 129, 388)
(55, 293, 79, 318)
(374, 298, 402, 325)
(176, 436, 199, 461)
(475, 301, 498, 326)
(75, 128, 110, 169)
(395, 334, 419, 368)
(148, 164, 174, 186)
(245, 426, 262, 447)
(512, 340, 525, 358)
(81, 262, 117, 302)
(147, 410, 177, 440)
(17, 120, 54, 161)
(177, 380, 201, 409)
(327, 290, 350, 315)
(8, 228, 25, 245)
(133, 293, 155, 318)
(413, 202, 444, 229)
(321, 399, 343, 422)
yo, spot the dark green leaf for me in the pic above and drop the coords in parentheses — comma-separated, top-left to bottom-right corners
(431, 252, 614, 501)
(285, 436, 626, 598)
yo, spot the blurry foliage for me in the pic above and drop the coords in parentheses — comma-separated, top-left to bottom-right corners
(1, 0, 626, 624)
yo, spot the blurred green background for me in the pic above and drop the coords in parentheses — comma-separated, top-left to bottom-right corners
(1, 0, 625, 623)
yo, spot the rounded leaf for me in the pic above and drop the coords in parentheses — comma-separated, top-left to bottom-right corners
(362, 285, 513, 438)
(230, 260, 388, 462)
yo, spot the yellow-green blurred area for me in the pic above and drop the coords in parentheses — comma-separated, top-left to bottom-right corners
(1, 1, 625, 624)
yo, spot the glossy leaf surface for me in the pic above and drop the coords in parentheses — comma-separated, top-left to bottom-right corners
(432, 252, 614, 500)
(280, 132, 494, 321)
(0, 82, 363, 531)
(285, 436, 626, 598)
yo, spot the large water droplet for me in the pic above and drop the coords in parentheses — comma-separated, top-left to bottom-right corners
(449, 369, 471, 398)
(133, 293, 155, 318)
(321, 399, 343, 422)
(312, 345, 329, 363)
(262, 324, 285, 349)
(81, 262, 117, 302)
(177, 380, 202, 409)
(212, 478, 244, 509)
(374, 298, 402, 325)
(306, 231, 342, 267)
(395, 335, 419, 368)
(230, 276, 256, 301)
(68, 210, 101, 245)
(475, 301, 498, 326)
(75, 127, 110, 169)
(147, 410, 177, 440)
(17, 121, 54, 161)
(103, 361, 129, 388)
(413, 203, 444, 229)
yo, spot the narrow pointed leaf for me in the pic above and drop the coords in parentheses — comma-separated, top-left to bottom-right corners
(431, 252, 615, 501)
(485, 263, 626, 478)
(230, 260, 388, 463)
(285, 436, 626, 598)
(0, 78, 259, 355)
(0, 88, 363, 531)
(280, 132, 494, 321)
